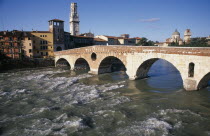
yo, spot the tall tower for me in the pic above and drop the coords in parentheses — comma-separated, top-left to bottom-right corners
(184, 29, 191, 43)
(70, 3, 80, 36)
(49, 19, 65, 51)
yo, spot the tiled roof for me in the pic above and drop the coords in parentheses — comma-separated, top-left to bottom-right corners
(48, 19, 64, 22)
(72, 35, 93, 38)
(0, 30, 32, 37)
(101, 35, 141, 40)
(94, 38, 107, 42)
(31, 31, 51, 33)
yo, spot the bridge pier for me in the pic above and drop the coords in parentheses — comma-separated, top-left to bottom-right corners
(88, 68, 99, 75)
(183, 79, 198, 91)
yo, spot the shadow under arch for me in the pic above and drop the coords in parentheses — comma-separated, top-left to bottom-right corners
(197, 72, 210, 90)
(98, 56, 127, 74)
(56, 58, 71, 68)
(136, 58, 183, 86)
(74, 58, 90, 71)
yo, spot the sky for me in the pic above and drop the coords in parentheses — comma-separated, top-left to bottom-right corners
(0, 0, 210, 41)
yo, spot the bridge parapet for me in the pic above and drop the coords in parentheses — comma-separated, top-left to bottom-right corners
(54, 46, 210, 56)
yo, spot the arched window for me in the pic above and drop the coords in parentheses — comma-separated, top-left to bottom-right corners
(188, 62, 195, 77)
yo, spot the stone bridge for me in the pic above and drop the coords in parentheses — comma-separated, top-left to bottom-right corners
(54, 45, 210, 91)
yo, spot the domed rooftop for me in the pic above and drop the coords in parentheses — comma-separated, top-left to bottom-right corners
(172, 29, 180, 35)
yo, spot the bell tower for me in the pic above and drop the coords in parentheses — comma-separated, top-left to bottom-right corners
(48, 19, 65, 51)
(184, 29, 192, 44)
(70, 3, 80, 36)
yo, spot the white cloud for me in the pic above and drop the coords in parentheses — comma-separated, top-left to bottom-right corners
(139, 18, 160, 22)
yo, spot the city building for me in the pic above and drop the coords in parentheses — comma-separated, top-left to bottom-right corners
(31, 31, 54, 58)
(94, 38, 107, 45)
(0, 30, 34, 59)
(71, 35, 94, 48)
(22, 32, 33, 58)
(80, 32, 94, 37)
(160, 29, 192, 46)
(95, 35, 141, 45)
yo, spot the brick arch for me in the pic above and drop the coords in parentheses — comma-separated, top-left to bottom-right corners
(97, 55, 127, 74)
(73, 57, 90, 70)
(55, 58, 71, 68)
(134, 57, 184, 83)
(197, 72, 210, 90)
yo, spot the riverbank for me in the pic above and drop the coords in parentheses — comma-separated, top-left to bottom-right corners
(0, 58, 54, 72)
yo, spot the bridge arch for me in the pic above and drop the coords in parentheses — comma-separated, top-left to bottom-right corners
(74, 58, 90, 71)
(56, 58, 71, 68)
(135, 58, 183, 83)
(197, 72, 210, 90)
(98, 56, 126, 74)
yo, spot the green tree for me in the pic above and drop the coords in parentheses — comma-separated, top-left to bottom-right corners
(169, 41, 179, 46)
(136, 37, 155, 46)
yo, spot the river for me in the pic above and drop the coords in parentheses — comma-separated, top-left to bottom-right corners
(0, 59, 210, 136)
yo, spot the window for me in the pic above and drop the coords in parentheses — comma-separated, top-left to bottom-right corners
(188, 62, 195, 77)
(0, 37, 3, 40)
(10, 43, 13, 47)
(9, 37, 13, 41)
(41, 52, 43, 55)
(28, 37, 31, 40)
(40, 41, 43, 44)
(40, 35, 42, 37)
(33, 40, 35, 44)
(37, 51, 39, 53)
(46, 52, 48, 56)
(45, 35, 47, 37)
(29, 49, 32, 53)
(40, 46, 43, 50)
(29, 43, 31, 46)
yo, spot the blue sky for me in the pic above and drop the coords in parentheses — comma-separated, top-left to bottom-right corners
(0, 0, 210, 41)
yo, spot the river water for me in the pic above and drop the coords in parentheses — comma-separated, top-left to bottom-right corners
(0, 60, 210, 136)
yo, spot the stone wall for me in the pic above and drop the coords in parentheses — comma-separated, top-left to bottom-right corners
(0, 58, 54, 72)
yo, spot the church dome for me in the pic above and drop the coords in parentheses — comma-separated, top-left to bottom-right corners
(172, 29, 180, 35)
